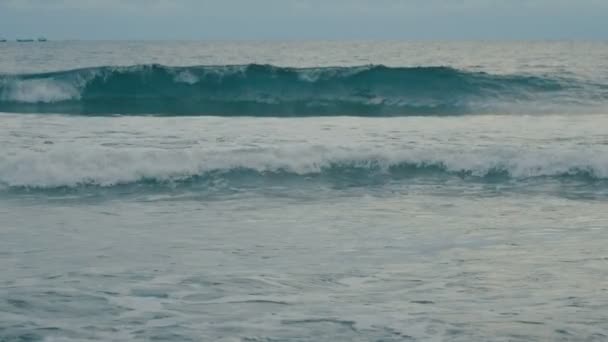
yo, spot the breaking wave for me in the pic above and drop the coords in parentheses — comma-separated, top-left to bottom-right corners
(1, 146, 607, 189)
(0, 64, 603, 116)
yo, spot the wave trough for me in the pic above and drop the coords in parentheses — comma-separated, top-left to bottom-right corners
(0, 64, 599, 116)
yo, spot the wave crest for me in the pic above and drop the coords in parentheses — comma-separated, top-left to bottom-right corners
(0, 64, 599, 116)
(1, 146, 606, 189)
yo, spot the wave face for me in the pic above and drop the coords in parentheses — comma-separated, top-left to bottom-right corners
(2, 146, 607, 190)
(0, 64, 596, 116)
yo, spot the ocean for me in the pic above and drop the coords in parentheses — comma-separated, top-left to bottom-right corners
(1, 41, 607, 341)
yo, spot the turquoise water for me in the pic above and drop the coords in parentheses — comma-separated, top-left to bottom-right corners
(1, 42, 608, 341)
(0, 64, 599, 115)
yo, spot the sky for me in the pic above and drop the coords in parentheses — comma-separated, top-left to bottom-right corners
(0, 0, 607, 40)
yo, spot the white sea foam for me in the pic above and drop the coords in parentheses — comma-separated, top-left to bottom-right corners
(1, 145, 606, 188)
(0, 78, 82, 103)
(173, 70, 199, 84)
(297, 66, 372, 82)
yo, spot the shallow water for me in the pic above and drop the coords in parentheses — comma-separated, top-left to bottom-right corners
(1, 42, 608, 341)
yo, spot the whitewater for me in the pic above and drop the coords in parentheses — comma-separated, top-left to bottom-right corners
(1, 41, 608, 342)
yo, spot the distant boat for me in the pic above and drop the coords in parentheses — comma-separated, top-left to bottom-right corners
(17, 39, 35, 43)
(38, 37, 48, 42)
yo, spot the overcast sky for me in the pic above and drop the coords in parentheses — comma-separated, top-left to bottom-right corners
(1, 0, 607, 40)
